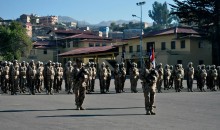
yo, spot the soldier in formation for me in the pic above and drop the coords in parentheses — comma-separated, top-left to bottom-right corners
(99, 62, 108, 93)
(114, 63, 120, 93)
(129, 62, 139, 93)
(186, 62, 194, 92)
(106, 65, 112, 92)
(119, 62, 126, 92)
(156, 63, 163, 93)
(163, 64, 171, 90)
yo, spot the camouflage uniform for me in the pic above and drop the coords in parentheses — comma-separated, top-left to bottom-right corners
(58, 63, 63, 91)
(140, 61, 158, 115)
(129, 62, 139, 93)
(36, 62, 44, 93)
(209, 65, 218, 91)
(90, 62, 96, 92)
(9, 60, 20, 95)
(27, 60, 37, 95)
(169, 65, 174, 89)
(44, 61, 55, 95)
(64, 61, 73, 94)
(106, 65, 112, 92)
(199, 65, 207, 92)
(186, 62, 194, 92)
(2, 61, 10, 93)
(174, 64, 183, 92)
(99, 62, 108, 93)
(114, 63, 120, 93)
(164, 64, 171, 90)
(156, 63, 163, 93)
(217, 66, 220, 90)
(0, 62, 3, 92)
(180, 64, 184, 89)
(206, 65, 211, 89)
(119, 62, 126, 92)
(196, 65, 201, 90)
(74, 59, 88, 110)
(19, 61, 27, 93)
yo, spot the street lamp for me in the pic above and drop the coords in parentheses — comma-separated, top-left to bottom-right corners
(133, 1, 145, 68)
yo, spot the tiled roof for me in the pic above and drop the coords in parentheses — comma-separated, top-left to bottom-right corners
(33, 41, 55, 46)
(59, 33, 103, 40)
(54, 30, 93, 35)
(59, 45, 118, 57)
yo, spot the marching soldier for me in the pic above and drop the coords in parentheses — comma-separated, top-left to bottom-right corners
(58, 63, 63, 91)
(19, 61, 27, 93)
(206, 65, 211, 89)
(64, 61, 73, 94)
(106, 65, 112, 92)
(9, 60, 20, 95)
(156, 63, 163, 93)
(87, 62, 92, 93)
(74, 59, 88, 110)
(179, 64, 184, 89)
(140, 60, 158, 115)
(90, 62, 96, 92)
(199, 64, 207, 92)
(36, 61, 44, 93)
(44, 60, 55, 95)
(99, 62, 108, 93)
(186, 62, 194, 92)
(27, 60, 37, 95)
(114, 63, 120, 93)
(164, 64, 171, 90)
(120, 62, 126, 92)
(169, 65, 174, 89)
(129, 62, 139, 93)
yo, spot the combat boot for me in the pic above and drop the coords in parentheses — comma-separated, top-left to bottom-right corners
(146, 111, 151, 115)
(80, 106, 85, 110)
(76, 106, 80, 110)
(150, 110, 156, 115)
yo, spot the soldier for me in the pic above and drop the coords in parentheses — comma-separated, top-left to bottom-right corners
(140, 60, 158, 115)
(58, 63, 63, 91)
(174, 64, 183, 92)
(86, 62, 92, 93)
(199, 64, 207, 92)
(114, 63, 120, 93)
(27, 60, 37, 95)
(186, 62, 194, 92)
(169, 65, 174, 89)
(64, 61, 73, 94)
(36, 61, 44, 93)
(9, 60, 20, 95)
(74, 59, 88, 110)
(156, 63, 163, 93)
(0, 62, 3, 92)
(44, 60, 55, 95)
(209, 65, 218, 91)
(164, 64, 171, 90)
(129, 62, 139, 93)
(106, 65, 112, 92)
(90, 62, 96, 92)
(196, 65, 201, 90)
(179, 64, 184, 89)
(206, 65, 211, 89)
(217, 66, 220, 90)
(99, 62, 108, 93)
(120, 62, 126, 92)
(2, 61, 10, 93)
(19, 61, 27, 93)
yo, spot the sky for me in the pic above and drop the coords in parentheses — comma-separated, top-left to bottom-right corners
(0, 0, 176, 24)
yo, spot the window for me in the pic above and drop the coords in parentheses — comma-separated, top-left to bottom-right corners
(137, 45, 140, 52)
(177, 60, 182, 64)
(161, 42, 166, 50)
(181, 40, 185, 49)
(43, 49, 47, 54)
(67, 42, 70, 48)
(129, 46, 133, 53)
(171, 41, 176, 49)
(89, 43, 94, 47)
(58, 50, 60, 54)
(95, 43, 100, 47)
(146, 42, 155, 53)
(102, 43, 106, 46)
(199, 41, 204, 48)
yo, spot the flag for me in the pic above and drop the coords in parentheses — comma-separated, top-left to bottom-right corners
(149, 47, 155, 68)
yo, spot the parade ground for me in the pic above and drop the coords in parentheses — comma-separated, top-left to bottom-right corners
(0, 80, 220, 130)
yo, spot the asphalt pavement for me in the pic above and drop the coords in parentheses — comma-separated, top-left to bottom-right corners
(0, 79, 220, 130)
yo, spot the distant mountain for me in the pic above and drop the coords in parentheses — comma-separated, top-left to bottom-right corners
(58, 16, 149, 27)
(58, 16, 90, 27)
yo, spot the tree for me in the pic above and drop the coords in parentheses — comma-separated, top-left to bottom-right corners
(170, 0, 220, 65)
(0, 22, 32, 61)
(148, 2, 172, 27)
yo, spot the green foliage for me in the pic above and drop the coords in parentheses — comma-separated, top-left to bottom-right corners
(0, 21, 32, 61)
